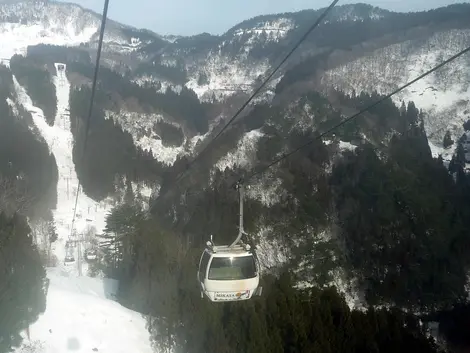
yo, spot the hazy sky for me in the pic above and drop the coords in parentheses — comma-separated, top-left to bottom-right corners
(61, 0, 468, 36)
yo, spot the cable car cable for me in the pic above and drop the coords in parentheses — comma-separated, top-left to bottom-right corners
(195, 0, 339, 152)
(155, 0, 340, 204)
(200, 43, 470, 302)
(69, 0, 110, 240)
(237, 44, 470, 186)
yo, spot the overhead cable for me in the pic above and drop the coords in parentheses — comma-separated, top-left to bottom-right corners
(154, 0, 340, 204)
(69, 0, 110, 240)
(242, 44, 470, 183)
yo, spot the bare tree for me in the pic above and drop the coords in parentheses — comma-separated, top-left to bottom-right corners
(83, 225, 98, 249)
(30, 218, 58, 267)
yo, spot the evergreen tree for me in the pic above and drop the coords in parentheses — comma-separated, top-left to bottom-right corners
(463, 119, 470, 131)
(10, 55, 57, 126)
(443, 130, 453, 148)
(0, 213, 48, 352)
(0, 66, 58, 218)
(456, 141, 466, 167)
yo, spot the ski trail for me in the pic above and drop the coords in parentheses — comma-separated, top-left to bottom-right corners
(12, 66, 155, 353)
(12, 268, 155, 353)
(13, 64, 114, 271)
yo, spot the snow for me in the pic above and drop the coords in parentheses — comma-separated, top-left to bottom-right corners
(132, 75, 183, 94)
(338, 140, 357, 151)
(246, 171, 285, 207)
(104, 110, 186, 165)
(0, 17, 96, 59)
(185, 55, 270, 102)
(332, 5, 386, 23)
(0, 1, 150, 61)
(11, 63, 154, 353)
(13, 64, 115, 259)
(231, 17, 294, 44)
(14, 268, 153, 353)
(214, 129, 264, 171)
(204, 17, 294, 99)
(327, 268, 364, 310)
(324, 139, 358, 153)
(295, 267, 364, 311)
(189, 130, 210, 151)
(428, 140, 456, 162)
(6, 96, 18, 115)
(131, 181, 153, 208)
(255, 226, 290, 271)
(321, 29, 470, 147)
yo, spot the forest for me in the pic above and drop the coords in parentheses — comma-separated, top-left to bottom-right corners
(1, 8, 470, 347)
(0, 62, 53, 353)
(1, 53, 469, 349)
(94, 88, 470, 352)
(0, 212, 48, 353)
(68, 84, 165, 200)
(0, 65, 58, 219)
(9, 54, 57, 126)
(66, 61, 210, 134)
(96, 208, 444, 353)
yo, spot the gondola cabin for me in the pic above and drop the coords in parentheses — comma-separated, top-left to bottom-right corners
(198, 242, 262, 302)
(64, 244, 75, 265)
(84, 248, 97, 261)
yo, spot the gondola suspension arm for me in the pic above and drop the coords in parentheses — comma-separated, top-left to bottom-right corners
(230, 180, 247, 248)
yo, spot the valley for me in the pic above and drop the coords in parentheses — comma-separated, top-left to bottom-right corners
(0, 1, 470, 352)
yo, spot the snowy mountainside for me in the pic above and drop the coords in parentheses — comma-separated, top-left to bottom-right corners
(224, 3, 389, 35)
(1, 60, 156, 353)
(12, 64, 112, 242)
(133, 3, 470, 102)
(104, 110, 195, 166)
(1, 0, 469, 107)
(150, 89, 412, 308)
(2, 2, 469, 210)
(135, 4, 394, 101)
(320, 28, 470, 158)
(150, 48, 470, 312)
(0, 0, 159, 59)
(2, 1, 470, 315)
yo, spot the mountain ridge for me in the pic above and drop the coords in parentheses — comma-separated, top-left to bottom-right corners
(2, 2, 470, 352)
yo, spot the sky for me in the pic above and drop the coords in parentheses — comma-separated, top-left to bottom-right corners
(60, 0, 468, 36)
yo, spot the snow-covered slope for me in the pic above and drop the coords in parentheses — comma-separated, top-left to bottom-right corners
(104, 110, 187, 165)
(10, 63, 154, 352)
(134, 4, 395, 101)
(14, 268, 153, 353)
(0, 0, 157, 59)
(3, 2, 470, 337)
(214, 129, 264, 171)
(0, 13, 95, 58)
(1, 1, 467, 109)
(321, 29, 470, 158)
(13, 63, 114, 255)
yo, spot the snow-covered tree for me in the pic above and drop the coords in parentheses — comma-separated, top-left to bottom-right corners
(30, 219, 58, 267)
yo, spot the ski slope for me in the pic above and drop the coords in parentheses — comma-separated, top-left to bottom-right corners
(15, 268, 154, 353)
(13, 63, 114, 265)
(12, 64, 155, 353)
